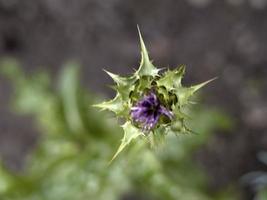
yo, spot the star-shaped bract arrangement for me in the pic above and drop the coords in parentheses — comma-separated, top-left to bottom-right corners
(95, 27, 215, 161)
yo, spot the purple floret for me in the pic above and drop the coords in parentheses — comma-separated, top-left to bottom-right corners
(130, 92, 173, 131)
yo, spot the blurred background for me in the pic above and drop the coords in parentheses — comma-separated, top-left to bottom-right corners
(0, 0, 267, 200)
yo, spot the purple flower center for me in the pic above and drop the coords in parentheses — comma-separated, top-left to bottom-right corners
(130, 92, 173, 131)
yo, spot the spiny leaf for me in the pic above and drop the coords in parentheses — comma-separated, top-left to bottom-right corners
(110, 122, 143, 162)
(136, 75, 154, 92)
(190, 77, 217, 93)
(157, 70, 176, 90)
(104, 70, 137, 100)
(104, 70, 127, 86)
(173, 107, 191, 120)
(135, 26, 159, 77)
(157, 65, 186, 90)
(173, 65, 186, 88)
(93, 94, 128, 116)
(175, 77, 217, 106)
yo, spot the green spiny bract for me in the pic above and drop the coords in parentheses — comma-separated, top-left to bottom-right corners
(95, 27, 215, 161)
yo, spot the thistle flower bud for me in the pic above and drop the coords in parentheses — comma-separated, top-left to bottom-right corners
(131, 91, 173, 132)
(95, 27, 215, 161)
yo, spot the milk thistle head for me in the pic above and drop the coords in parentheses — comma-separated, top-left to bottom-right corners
(95, 27, 215, 161)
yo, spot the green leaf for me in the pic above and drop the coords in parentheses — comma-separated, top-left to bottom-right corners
(59, 63, 85, 133)
(173, 107, 191, 120)
(135, 26, 159, 77)
(190, 77, 217, 94)
(157, 65, 186, 90)
(94, 94, 128, 116)
(174, 77, 217, 106)
(110, 122, 143, 162)
(136, 75, 153, 92)
(104, 70, 137, 100)
(104, 70, 127, 86)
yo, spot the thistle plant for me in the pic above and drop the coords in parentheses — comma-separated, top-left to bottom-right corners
(95, 28, 215, 161)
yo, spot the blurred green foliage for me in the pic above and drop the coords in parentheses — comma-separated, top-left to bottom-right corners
(257, 190, 267, 200)
(0, 59, 237, 200)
